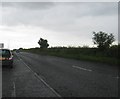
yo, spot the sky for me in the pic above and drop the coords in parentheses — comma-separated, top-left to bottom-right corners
(0, 0, 119, 50)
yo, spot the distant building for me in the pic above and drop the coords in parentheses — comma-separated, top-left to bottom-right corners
(0, 43, 4, 48)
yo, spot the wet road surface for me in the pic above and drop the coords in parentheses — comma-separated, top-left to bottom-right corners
(2, 52, 118, 97)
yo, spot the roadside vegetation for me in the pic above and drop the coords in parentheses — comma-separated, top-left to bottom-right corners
(22, 45, 118, 65)
(17, 31, 119, 66)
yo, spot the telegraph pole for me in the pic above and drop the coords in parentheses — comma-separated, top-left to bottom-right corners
(0, 43, 4, 48)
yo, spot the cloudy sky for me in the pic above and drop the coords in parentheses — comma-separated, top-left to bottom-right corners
(0, 1, 118, 49)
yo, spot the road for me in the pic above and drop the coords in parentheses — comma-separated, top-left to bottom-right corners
(2, 52, 118, 97)
(0, 61, 2, 99)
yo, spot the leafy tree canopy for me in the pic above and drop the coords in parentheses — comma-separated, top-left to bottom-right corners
(92, 31, 115, 50)
(38, 38, 49, 49)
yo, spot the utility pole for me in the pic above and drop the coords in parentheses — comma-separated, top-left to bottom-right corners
(0, 43, 4, 48)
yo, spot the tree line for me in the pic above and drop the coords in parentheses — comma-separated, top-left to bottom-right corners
(38, 31, 117, 51)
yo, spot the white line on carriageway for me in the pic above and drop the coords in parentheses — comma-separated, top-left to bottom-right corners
(72, 65, 119, 79)
(11, 82, 16, 97)
(72, 65, 92, 72)
(15, 53, 62, 98)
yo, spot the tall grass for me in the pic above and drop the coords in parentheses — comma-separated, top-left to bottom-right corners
(22, 45, 119, 66)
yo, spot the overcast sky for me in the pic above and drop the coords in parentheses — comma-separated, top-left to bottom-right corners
(0, 1, 118, 49)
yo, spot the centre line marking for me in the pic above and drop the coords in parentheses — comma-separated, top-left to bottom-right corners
(72, 65, 92, 72)
(11, 82, 16, 97)
(114, 76, 119, 79)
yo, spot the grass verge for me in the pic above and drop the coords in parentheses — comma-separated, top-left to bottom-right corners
(22, 48, 118, 66)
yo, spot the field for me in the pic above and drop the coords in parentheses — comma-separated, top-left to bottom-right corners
(21, 45, 119, 66)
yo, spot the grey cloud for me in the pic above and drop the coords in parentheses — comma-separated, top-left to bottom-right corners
(73, 2, 117, 16)
(1, 2, 118, 36)
(0, 2, 118, 49)
(2, 2, 55, 10)
(53, 2, 117, 17)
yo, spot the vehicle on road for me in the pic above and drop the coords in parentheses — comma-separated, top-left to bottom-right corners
(16, 49, 19, 53)
(0, 49, 13, 68)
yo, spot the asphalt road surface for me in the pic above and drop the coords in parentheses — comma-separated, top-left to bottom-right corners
(0, 62, 2, 99)
(2, 52, 118, 98)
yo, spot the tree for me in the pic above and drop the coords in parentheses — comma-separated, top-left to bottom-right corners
(38, 38, 49, 48)
(92, 31, 115, 50)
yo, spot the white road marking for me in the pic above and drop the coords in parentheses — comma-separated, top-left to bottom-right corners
(72, 65, 92, 72)
(33, 72, 62, 97)
(11, 82, 16, 97)
(114, 76, 119, 79)
(16, 54, 61, 97)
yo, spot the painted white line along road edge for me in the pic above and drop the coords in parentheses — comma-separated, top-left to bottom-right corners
(11, 82, 16, 97)
(16, 54, 61, 97)
(72, 65, 92, 72)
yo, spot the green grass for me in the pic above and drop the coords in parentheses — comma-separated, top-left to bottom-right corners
(21, 47, 118, 66)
